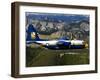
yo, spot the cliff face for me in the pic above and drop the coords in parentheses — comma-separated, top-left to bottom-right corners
(27, 20, 89, 41)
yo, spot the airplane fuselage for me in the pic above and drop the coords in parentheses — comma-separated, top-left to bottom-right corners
(32, 39, 85, 49)
(26, 24, 86, 50)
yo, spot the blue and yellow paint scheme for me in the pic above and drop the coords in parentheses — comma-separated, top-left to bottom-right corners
(26, 24, 87, 49)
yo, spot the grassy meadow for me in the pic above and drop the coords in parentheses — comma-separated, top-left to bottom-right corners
(26, 47, 89, 67)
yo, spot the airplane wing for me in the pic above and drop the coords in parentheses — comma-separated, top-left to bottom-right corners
(26, 41, 37, 44)
(57, 41, 71, 46)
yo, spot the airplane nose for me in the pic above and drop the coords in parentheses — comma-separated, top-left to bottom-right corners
(83, 41, 88, 48)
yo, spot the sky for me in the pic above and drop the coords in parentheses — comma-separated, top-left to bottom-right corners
(26, 12, 89, 23)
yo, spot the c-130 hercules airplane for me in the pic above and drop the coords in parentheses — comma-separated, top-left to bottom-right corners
(26, 24, 87, 50)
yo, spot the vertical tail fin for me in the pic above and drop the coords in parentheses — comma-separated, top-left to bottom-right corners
(26, 24, 40, 41)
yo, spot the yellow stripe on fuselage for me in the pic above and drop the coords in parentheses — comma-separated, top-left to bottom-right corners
(31, 32, 35, 39)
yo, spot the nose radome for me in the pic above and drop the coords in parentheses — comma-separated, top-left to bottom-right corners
(83, 41, 88, 48)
